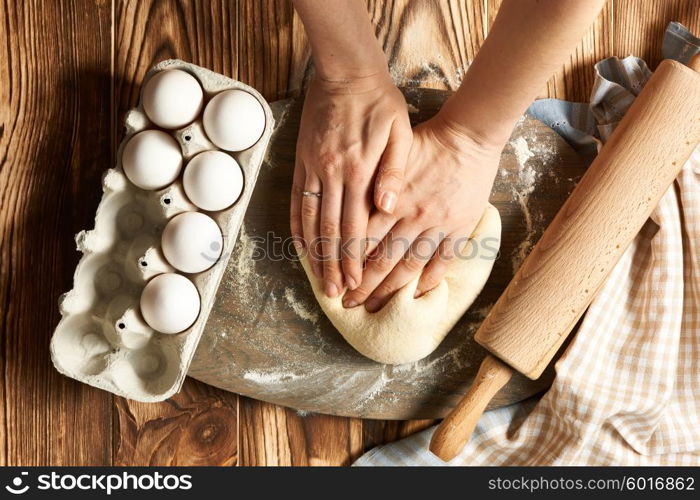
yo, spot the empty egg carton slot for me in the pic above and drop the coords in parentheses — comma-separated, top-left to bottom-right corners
(51, 59, 274, 401)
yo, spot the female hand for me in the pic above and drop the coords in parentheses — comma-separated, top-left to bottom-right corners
(290, 72, 412, 297)
(342, 114, 503, 312)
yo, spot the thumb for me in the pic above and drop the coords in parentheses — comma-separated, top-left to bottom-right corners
(374, 120, 412, 214)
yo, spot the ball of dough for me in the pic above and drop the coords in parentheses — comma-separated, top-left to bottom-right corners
(142, 69, 203, 129)
(183, 151, 244, 211)
(140, 273, 200, 334)
(161, 212, 223, 273)
(298, 204, 502, 365)
(122, 130, 183, 190)
(203, 89, 265, 151)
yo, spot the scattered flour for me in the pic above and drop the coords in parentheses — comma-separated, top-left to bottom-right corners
(512, 136, 535, 167)
(512, 192, 537, 273)
(509, 135, 545, 273)
(391, 347, 464, 377)
(242, 369, 305, 385)
(284, 287, 319, 324)
(360, 368, 391, 405)
(232, 226, 258, 294)
(390, 57, 468, 90)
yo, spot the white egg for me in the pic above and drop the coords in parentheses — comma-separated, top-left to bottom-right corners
(161, 212, 223, 273)
(122, 130, 183, 190)
(140, 273, 200, 334)
(142, 69, 204, 129)
(183, 151, 244, 211)
(203, 89, 265, 151)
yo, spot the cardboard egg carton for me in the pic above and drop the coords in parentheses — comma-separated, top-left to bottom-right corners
(50, 59, 274, 401)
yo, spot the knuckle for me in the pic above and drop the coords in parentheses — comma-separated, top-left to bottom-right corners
(378, 166, 403, 184)
(414, 238, 437, 260)
(320, 163, 340, 178)
(350, 286, 371, 300)
(402, 255, 425, 273)
(373, 281, 395, 298)
(320, 219, 340, 237)
(323, 258, 341, 274)
(344, 159, 366, 181)
(341, 219, 362, 237)
(372, 256, 395, 274)
(317, 151, 342, 177)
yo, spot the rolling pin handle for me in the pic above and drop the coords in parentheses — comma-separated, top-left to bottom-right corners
(429, 354, 513, 462)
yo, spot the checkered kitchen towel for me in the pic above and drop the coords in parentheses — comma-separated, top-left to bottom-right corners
(355, 22, 700, 466)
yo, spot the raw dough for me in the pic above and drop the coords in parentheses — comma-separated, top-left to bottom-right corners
(298, 204, 501, 365)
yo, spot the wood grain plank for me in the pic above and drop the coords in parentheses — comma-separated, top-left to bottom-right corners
(613, 0, 700, 68)
(0, 0, 113, 465)
(239, 400, 362, 466)
(370, 0, 486, 90)
(113, 0, 239, 466)
(237, 0, 310, 100)
(114, 383, 237, 466)
(362, 419, 435, 452)
(115, 0, 239, 120)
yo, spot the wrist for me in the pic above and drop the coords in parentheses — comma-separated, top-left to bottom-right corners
(312, 44, 389, 83)
(427, 112, 506, 162)
(313, 67, 394, 95)
(435, 101, 512, 154)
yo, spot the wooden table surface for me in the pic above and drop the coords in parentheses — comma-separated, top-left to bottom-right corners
(2, 0, 699, 467)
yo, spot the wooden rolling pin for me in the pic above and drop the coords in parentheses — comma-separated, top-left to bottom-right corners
(430, 54, 700, 462)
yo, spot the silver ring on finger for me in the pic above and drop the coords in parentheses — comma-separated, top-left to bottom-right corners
(302, 190, 322, 198)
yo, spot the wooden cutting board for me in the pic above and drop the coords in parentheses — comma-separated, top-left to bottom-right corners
(188, 88, 588, 420)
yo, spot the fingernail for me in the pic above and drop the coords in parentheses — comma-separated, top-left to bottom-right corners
(365, 297, 380, 312)
(325, 282, 338, 298)
(343, 298, 358, 308)
(379, 192, 396, 213)
(414, 289, 423, 298)
(346, 276, 358, 290)
(293, 240, 303, 251)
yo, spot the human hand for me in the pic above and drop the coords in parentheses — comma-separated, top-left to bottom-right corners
(342, 114, 503, 312)
(290, 72, 412, 298)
